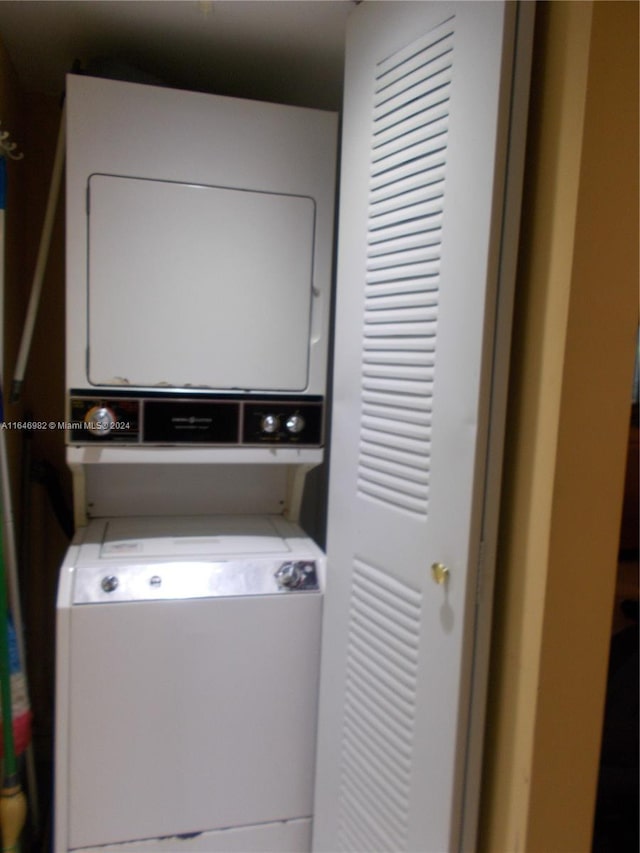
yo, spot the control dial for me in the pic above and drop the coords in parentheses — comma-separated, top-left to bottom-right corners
(260, 414, 280, 435)
(85, 405, 116, 437)
(275, 562, 303, 590)
(101, 575, 119, 593)
(285, 413, 305, 435)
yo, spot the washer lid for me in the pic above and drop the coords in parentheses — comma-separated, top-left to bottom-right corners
(99, 516, 290, 558)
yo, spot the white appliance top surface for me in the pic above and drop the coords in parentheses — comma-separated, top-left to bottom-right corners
(85, 514, 307, 561)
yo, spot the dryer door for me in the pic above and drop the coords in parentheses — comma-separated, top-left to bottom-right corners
(87, 174, 315, 391)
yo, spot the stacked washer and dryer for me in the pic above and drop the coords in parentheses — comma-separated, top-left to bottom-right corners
(55, 75, 337, 853)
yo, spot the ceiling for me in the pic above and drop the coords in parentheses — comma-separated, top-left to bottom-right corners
(0, 0, 355, 110)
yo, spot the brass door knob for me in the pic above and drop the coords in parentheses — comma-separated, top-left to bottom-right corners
(431, 562, 450, 585)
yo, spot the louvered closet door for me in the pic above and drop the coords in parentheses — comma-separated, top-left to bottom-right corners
(313, 3, 525, 852)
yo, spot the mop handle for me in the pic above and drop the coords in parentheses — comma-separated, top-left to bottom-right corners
(11, 101, 65, 403)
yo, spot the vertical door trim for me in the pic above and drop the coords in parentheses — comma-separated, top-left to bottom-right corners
(459, 3, 535, 849)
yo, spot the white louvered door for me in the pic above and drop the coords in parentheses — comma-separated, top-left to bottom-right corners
(313, 3, 529, 852)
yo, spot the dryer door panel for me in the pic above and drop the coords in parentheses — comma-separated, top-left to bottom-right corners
(87, 175, 315, 391)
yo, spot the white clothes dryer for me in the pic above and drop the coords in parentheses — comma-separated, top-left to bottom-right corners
(55, 515, 324, 853)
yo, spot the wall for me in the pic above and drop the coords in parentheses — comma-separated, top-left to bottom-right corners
(0, 36, 26, 511)
(0, 40, 69, 823)
(21, 93, 70, 800)
(480, 2, 638, 850)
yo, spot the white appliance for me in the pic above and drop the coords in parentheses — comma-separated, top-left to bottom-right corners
(64, 74, 337, 476)
(55, 514, 325, 853)
(55, 75, 337, 853)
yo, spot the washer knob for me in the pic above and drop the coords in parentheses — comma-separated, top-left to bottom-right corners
(101, 575, 119, 593)
(275, 561, 303, 590)
(85, 405, 116, 436)
(285, 413, 305, 434)
(260, 414, 280, 435)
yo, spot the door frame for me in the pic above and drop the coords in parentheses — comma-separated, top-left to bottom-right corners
(459, 2, 535, 848)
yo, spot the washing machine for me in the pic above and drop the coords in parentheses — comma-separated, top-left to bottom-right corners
(55, 514, 325, 853)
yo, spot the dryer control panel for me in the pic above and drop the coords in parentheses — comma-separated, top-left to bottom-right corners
(68, 392, 324, 447)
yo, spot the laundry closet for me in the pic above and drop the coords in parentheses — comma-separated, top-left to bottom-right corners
(53, 2, 533, 852)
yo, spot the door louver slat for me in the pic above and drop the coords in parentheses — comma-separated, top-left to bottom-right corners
(366, 241, 441, 267)
(356, 17, 453, 522)
(363, 351, 435, 368)
(342, 729, 411, 799)
(369, 155, 447, 194)
(372, 122, 449, 164)
(347, 636, 419, 702)
(374, 16, 455, 84)
(362, 401, 432, 425)
(349, 620, 419, 686)
(341, 759, 408, 835)
(363, 323, 436, 340)
(363, 336, 436, 352)
(362, 395, 432, 416)
(359, 454, 430, 487)
(338, 559, 422, 852)
(369, 171, 445, 205)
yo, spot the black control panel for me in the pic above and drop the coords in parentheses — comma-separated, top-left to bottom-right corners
(68, 392, 324, 447)
(69, 397, 140, 443)
(144, 400, 239, 444)
(243, 402, 322, 446)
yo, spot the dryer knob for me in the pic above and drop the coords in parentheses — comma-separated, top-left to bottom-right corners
(285, 413, 305, 434)
(260, 414, 280, 435)
(275, 562, 303, 590)
(85, 405, 116, 437)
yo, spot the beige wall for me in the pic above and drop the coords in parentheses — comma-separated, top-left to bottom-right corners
(480, 2, 639, 850)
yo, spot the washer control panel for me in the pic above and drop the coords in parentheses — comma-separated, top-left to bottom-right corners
(73, 559, 320, 603)
(68, 393, 324, 447)
(274, 561, 319, 591)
